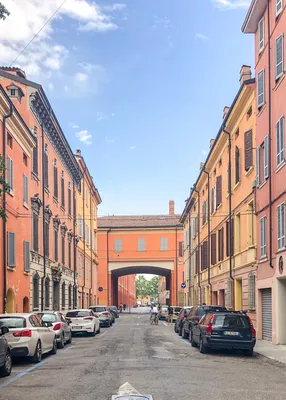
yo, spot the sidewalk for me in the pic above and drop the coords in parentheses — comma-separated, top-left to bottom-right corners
(255, 340, 286, 364)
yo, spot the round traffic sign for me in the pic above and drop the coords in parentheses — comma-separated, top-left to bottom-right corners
(98, 286, 104, 292)
(181, 282, 186, 289)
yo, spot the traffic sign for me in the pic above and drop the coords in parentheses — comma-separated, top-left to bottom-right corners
(181, 282, 186, 289)
(98, 286, 104, 292)
(165, 290, 170, 299)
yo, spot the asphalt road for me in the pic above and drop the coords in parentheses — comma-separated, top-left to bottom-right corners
(1, 314, 286, 400)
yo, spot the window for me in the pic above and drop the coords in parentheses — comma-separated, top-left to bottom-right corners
(32, 127, 38, 175)
(257, 70, 265, 109)
(248, 202, 255, 246)
(85, 223, 90, 246)
(33, 273, 40, 310)
(23, 174, 28, 206)
(260, 216, 267, 258)
(160, 237, 168, 251)
(277, 203, 285, 250)
(244, 130, 253, 171)
(201, 241, 208, 271)
(7, 156, 13, 193)
(226, 219, 234, 257)
(258, 17, 264, 53)
(235, 146, 240, 184)
(44, 148, 48, 189)
(276, 0, 283, 17)
(248, 273, 256, 310)
(114, 238, 122, 252)
(61, 172, 65, 208)
(264, 135, 269, 180)
(45, 277, 50, 309)
(23, 153, 28, 166)
(33, 212, 39, 252)
(179, 241, 184, 257)
(218, 227, 224, 262)
(7, 232, 16, 267)
(276, 116, 285, 166)
(236, 214, 241, 252)
(62, 281, 66, 309)
(275, 35, 284, 81)
(202, 200, 207, 225)
(235, 129, 239, 139)
(211, 233, 216, 265)
(68, 285, 72, 309)
(62, 236, 65, 265)
(10, 89, 16, 96)
(24, 241, 30, 272)
(216, 175, 222, 206)
(211, 185, 217, 214)
(54, 229, 58, 261)
(68, 183, 72, 216)
(247, 106, 253, 119)
(138, 238, 145, 252)
(185, 229, 189, 248)
(7, 133, 12, 148)
(44, 221, 49, 257)
(53, 161, 58, 199)
(68, 240, 72, 268)
(78, 216, 83, 237)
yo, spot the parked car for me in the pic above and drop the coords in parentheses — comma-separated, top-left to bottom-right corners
(169, 306, 182, 322)
(174, 307, 193, 336)
(0, 325, 12, 377)
(190, 311, 256, 356)
(182, 305, 228, 339)
(66, 309, 100, 336)
(37, 311, 72, 348)
(158, 306, 168, 320)
(109, 306, 119, 319)
(0, 313, 57, 363)
(89, 306, 113, 327)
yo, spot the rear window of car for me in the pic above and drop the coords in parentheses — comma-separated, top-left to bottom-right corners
(0, 317, 26, 328)
(110, 306, 117, 311)
(91, 307, 106, 312)
(213, 315, 250, 328)
(66, 311, 90, 317)
(39, 314, 57, 323)
(173, 307, 182, 313)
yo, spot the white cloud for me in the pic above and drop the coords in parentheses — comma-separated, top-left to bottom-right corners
(74, 72, 88, 82)
(96, 112, 107, 121)
(48, 82, 54, 91)
(64, 85, 70, 93)
(111, 113, 115, 117)
(76, 129, 92, 145)
(202, 150, 208, 155)
(212, 0, 251, 9)
(0, 0, 126, 78)
(130, 146, 135, 150)
(102, 3, 127, 12)
(196, 33, 209, 42)
(105, 136, 115, 143)
(152, 16, 171, 30)
(72, 124, 79, 129)
(78, 62, 98, 73)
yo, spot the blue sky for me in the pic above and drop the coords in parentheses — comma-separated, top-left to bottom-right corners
(1, 0, 254, 216)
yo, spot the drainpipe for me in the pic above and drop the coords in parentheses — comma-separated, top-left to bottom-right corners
(41, 123, 46, 312)
(176, 226, 178, 306)
(2, 103, 13, 313)
(89, 187, 92, 305)
(82, 166, 87, 308)
(267, 0, 273, 268)
(106, 229, 111, 305)
(202, 168, 212, 298)
(222, 124, 234, 307)
(193, 188, 201, 304)
(72, 179, 77, 309)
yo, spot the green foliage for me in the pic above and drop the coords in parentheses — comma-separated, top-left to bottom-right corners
(0, 155, 9, 221)
(136, 275, 159, 298)
(0, 2, 10, 20)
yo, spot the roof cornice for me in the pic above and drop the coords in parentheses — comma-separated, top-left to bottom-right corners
(242, 0, 267, 33)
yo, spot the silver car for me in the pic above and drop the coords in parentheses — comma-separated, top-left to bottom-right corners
(37, 312, 72, 348)
(89, 306, 113, 327)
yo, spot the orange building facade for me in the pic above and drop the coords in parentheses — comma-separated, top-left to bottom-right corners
(97, 201, 183, 307)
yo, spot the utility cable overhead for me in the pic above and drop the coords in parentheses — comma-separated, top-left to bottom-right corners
(9, 0, 68, 67)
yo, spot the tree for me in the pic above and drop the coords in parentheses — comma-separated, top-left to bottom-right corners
(148, 276, 159, 297)
(0, 2, 10, 20)
(136, 275, 159, 298)
(0, 155, 10, 221)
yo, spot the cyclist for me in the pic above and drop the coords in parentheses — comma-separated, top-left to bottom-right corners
(150, 305, 159, 324)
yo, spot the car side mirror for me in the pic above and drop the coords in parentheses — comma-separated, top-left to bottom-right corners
(1, 326, 9, 335)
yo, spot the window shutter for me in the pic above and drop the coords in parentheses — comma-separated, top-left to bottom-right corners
(24, 241, 30, 272)
(264, 135, 269, 179)
(44, 152, 48, 188)
(235, 146, 240, 184)
(196, 247, 199, 274)
(62, 236, 65, 264)
(231, 218, 234, 256)
(54, 166, 58, 198)
(54, 230, 58, 261)
(216, 176, 222, 206)
(275, 35, 284, 80)
(78, 216, 83, 237)
(276, 0, 283, 16)
(7, 232, 16, 267)
(115, 238, 122, 252)
(248, 273, 256, 309)
(276, 117, 285, 166)
(61, 175, 65, 207)
(211, 233, 216, 265)
(258, 17, 264, 53)
(33, 214, 39, 252)
(244, 130, 253, 171)
(213, 184, 216, 212)
(226, 221, 230, 257)
(138, 238, 145, 251)
(32, 135, 38, 175)
(23, 175, 28, 205)
(179, 242, 183, 257)
(257, 70, 265, 108)
(211, 188, 214, 214)
(7, 157, 13, 191)
(256, 147, 260, 187)
(221, 227, 224, 261)
(68, 187, 72, 216)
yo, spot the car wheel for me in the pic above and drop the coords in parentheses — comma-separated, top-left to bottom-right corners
(174, 324, 177, 333)
(91, 326, 96, 337)
(51, 338, 58, 354)
(31, 341, 42, 363)
(179, 326, 183, 337)
(199, 337, 207, 354)
(96, 325, 101, 334)
(58, 334, 65, 349)
(107, 320, 111, 327)
(182, 327, 188, 339)
(0, 351, 12, 377)
(245, 348, 253, 356)
(66, 333, 72, 344)
(190, 332, 197, 347)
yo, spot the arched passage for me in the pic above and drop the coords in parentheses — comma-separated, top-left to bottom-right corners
(23, 296, 29, 312)
(6, 288, 15, 313)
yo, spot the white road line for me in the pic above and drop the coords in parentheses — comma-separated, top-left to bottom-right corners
(99, 332, 107, 337)
(62, 345, 73, 353)
(163, 322, 168, 326)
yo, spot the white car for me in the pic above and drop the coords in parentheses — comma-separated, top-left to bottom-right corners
(89, 306, 113, 327)
(0, 313, 57, 363)
(65, 309, 100, 336)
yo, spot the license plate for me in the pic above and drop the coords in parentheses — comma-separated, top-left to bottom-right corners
(224, 331, 239, 336)
(73, 326, 82, 330)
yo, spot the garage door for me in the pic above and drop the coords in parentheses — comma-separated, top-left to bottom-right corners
(261, 288, 272, 341)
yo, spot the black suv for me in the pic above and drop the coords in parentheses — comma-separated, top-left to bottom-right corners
(182, 305, 227, 339)
(190, 311, 256, 356)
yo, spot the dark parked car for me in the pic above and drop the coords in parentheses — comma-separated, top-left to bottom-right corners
(109, 306, 119, 319)
(190, 311, 256, 356)
(174, 307, 193, 336)
(182, 305, 227, 339)
(0, 325, 12, 377)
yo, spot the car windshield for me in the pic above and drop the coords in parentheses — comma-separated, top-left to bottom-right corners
(66, 311, 90, 318)
(39, 314, 58, 322)
(91, 307, 106, 312)
(0, 317, 26, 328)
(173, 307, 182, 313)
(213, 315, 250, 328)
(110, 306, 117, 311)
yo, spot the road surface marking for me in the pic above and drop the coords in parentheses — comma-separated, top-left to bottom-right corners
(163, 322, 168, 326)
(62, 345, 73, 353)
(118, 382, 141, 395)
(99, 332, 107, 337)
(111, 321, 118, 328)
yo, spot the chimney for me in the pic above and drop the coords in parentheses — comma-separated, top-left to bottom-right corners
(76, 149, 81, 155)
(200, 162, 204, 171)
(223, 106, 229, 119)
(169, 200, 175, 215)
(210, 139, 215, 149)
(240, 65, 252, 85)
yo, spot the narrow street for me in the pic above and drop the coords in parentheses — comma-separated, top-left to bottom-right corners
(1, 313, 286, 400)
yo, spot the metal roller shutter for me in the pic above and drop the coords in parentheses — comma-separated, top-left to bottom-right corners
(261, 288, 272, 341)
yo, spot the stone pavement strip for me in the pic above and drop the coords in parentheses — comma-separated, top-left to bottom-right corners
(255, 340, 286, 364)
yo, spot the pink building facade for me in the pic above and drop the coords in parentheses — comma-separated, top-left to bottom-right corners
(243, 0, 286, 343)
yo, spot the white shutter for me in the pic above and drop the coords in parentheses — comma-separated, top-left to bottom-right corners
(256, 147, 260, 187)
(7, 157, 13, 192)
(78, 216, 83, 237)
(23, 175, 28, 205)
(248, 274, 256, 310)
(260, 217, 267, 257)
(264, 135, 269, 180)
(257, 70, 265, 108)
(115, 238, 122, 252)
(138, 238, 145, 252)
(160, 237, 168, 251)
(7, 232, 16, 267)
(24, 241, 30, 272)
(213, 184, 217, 212)
(258, 17, 264, 53)
(275, 35, 284, 80)
(276, 116, 285, 166)
(276, 0, 283, 17)
(277, 204, 285, 249)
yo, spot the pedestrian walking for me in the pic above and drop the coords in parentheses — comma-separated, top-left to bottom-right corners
(167, 305, 174, 325)
(123, 303, 126, 311)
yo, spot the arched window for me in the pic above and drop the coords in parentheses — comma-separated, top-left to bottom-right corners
(33, 273, 40, 310)
(68, 284, 72, 309)
(62, 281, 66, 309)
(45, 277, 50, 309)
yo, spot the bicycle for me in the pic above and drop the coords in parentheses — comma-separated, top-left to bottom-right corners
(150, 313, 159, 325)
